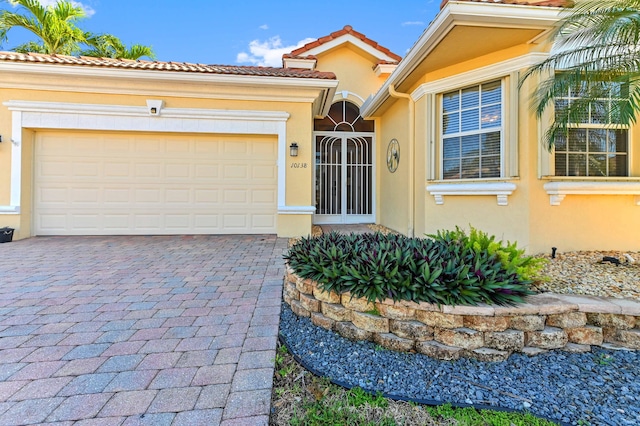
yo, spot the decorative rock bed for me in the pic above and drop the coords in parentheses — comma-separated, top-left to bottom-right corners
(283, 267, 640, 361)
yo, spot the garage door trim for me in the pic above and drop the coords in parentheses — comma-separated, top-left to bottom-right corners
(4, 100, 317, 221)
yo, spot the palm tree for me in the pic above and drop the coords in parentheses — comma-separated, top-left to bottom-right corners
(81, 33, 155, 60)
(0, 0, 87, 55)
(0, 0, 154, 60)
(522, 0, 640, 150)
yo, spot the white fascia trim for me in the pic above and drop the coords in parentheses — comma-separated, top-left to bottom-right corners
(374, 63, 398, 77)
(278, 205, 316, 215)
(447, 1, 563, 27)
(0, 62, 338, 90)
(411, 52, 548, 101)
(283, 58, 317, 70)
(5, 100, 291, 122)
(543, 181, 640, 206)
(301, 35, 399, 62)
(4, 100, 296, 215)
(361, 2, 559, 117)
(426, 182, 517, 206)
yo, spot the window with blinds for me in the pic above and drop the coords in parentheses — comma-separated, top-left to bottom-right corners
(441, 80, 503, 180)
(554, 82, 629, 177)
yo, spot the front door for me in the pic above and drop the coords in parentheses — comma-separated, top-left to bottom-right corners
(314, 132, 374, 224)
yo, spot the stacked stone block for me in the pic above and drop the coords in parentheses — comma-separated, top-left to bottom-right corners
(283, 267, 640, 360)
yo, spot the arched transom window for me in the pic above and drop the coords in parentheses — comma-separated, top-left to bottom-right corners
(314, 101, 374, 132)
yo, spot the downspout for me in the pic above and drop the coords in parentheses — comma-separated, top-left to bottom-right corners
(389, 84, 415, 237)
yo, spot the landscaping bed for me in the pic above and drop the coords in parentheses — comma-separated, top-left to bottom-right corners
(277, 228, 640, 425)
(278, 303, 639, 426)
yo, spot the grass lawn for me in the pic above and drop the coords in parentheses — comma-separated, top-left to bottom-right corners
(270, 342, 560, 426)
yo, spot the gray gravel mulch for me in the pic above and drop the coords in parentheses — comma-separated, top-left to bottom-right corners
(279, 304, 640, 426)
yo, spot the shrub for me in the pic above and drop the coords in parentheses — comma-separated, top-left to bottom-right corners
(284, 228, 537, 306)
(433, 226, 548, 283)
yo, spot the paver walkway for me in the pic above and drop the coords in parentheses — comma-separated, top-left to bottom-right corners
(319, 224, 373, 235)
(0, 235, 287, 426)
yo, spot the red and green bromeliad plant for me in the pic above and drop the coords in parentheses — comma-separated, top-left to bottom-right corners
(284, 227, 546, 307)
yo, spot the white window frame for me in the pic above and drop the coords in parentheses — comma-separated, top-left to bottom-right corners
(539, 80, 640, 206)
(552, 82, 630, 178)
(412, 54, 548, 205)
(439, 79, 505, 181)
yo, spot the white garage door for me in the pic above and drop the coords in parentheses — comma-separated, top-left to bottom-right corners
(34, 131, 278, 235)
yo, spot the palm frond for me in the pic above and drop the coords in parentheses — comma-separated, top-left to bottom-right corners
(522, 0, 640, 150)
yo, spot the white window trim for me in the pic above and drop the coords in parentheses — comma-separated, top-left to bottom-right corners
(1, 100, 315, 217)
(439, 79, 505, 180)
(418, 54, 549, 184)
(543, 181, 640, 206)
(539, 81, 637, 205)
(416, 55, 543, 208)
(426, 182, 517, 206)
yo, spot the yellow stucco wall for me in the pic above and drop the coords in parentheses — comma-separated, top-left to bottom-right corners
(314, 45, 389, 105)
(376, 100, 410, 234)
(0, 72, 325, 239)
(376, 34, 640, 253)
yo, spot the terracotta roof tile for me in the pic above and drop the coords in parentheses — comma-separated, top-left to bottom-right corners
(289, 25, 402, 62)
(282, 54, 318, 60)
(440, 0, 572, 8)
(0, 51, 337, 80)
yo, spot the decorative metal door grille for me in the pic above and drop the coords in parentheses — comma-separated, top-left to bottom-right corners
(314, 133, 374, 223)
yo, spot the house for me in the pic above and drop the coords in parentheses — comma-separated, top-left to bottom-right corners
(0, 0, 638, 253)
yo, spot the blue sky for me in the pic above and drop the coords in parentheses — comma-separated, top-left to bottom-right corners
(0, 0, 442, 66)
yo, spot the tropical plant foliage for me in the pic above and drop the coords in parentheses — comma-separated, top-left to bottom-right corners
(81, 33, 155, 60)
(521, 0, 640, 150)
(0, 0, 154, 59)
(284, 228, 541, 307)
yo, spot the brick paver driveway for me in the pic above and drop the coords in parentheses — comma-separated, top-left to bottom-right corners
(0, 235, 287, 425)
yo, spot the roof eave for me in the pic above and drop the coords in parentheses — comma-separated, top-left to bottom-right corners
(361, 1, 563, 117)
(0, 61, 337, 86)
(0, 61, 339, 117)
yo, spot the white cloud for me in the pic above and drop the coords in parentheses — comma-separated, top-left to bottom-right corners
(236, 36, 315, 67)
(401, 21, 424, 26)
(259, 24, 269, 30)
(27, 0, 96, 17)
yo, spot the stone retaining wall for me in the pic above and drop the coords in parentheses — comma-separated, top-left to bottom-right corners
(283, 268, 640, 361)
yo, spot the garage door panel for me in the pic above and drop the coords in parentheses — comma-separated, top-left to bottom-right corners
(103, 214, 130, 230)
(165, 189, 191, 204)
(194, 165, 219, 179)
(194, 189, 219, 203)
(71, 189, 100, 203)
(224, 190, 249, 204)
(252, 190, 276, 204)
(35, 132, 277, 235)
(253, 165, 276, 180)
(73, 162, 100, 177)
(223, 164, 249, 179)
(135, 140, 161, 153)
(39, 187, 68, 203)
(104, 162, 131, 177)
(165, 164, 191, 179)
(135, 163, 162, 178)
(40, 160, 69, 177)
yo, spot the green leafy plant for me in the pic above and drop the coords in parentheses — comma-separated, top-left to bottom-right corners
(364, 307, 381, 316)
(448, 226, 548, 283)
(284, 228, 538, 307)
(594, 353, 614, 366)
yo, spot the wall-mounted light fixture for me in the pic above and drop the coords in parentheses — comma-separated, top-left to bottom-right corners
(0, 135, 3, 143)
(146, 99, 165, 116)
(289, 142, 299, 157)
